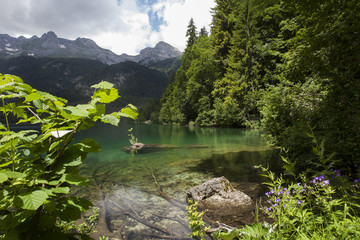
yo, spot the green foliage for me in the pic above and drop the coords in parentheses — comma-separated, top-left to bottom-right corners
(57, 207, 99, 235)
(186, 18, 198, 49)
(187, 201, 210, 240)
(0, 74, 137, 239)
(138, 99, 161, 123)
(207, 167, 360, 240)
(259, 168, 360, 239)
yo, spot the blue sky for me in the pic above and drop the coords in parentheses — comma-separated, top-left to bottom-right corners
(0, 0, 215, 55)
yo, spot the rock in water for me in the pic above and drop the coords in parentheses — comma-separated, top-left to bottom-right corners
(186, 176, 253, 226)
(186, 176, 252, 205)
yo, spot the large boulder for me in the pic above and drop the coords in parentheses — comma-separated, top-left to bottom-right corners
(186, 176, 254, 226)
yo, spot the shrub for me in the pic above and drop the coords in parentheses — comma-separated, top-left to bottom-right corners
(0, 74, 137, 239)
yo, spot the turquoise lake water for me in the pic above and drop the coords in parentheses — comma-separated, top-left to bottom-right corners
(73, 123, 279, 239)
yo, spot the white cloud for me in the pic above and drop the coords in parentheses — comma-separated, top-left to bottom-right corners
(0, 0, 215, 55)
(151, 0, 215, 51)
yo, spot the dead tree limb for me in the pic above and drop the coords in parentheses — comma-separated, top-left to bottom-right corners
(151, 171, 186, 210)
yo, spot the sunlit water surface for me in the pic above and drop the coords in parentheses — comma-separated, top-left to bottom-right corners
(73, 123, 279, 239)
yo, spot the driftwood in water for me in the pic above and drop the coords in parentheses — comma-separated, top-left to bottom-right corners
(86, 163, 191, 239)
(123, 143, 179, 153)
(123, 143, 209, 154)
(151, 171, 186, 210)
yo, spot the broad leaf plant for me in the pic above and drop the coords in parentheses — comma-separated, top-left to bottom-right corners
(0, 74, 138, 239)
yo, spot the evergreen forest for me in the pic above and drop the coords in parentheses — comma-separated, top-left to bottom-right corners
(159, 0, 360, 175)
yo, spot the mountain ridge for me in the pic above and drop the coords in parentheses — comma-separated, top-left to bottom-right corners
(0, 31, 182, 65)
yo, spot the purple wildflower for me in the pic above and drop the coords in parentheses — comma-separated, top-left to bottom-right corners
(273, 203, 278, 207)
(278, 190, 283, 195)
(267, 207, 272, 211)
(322, 180, 330, 186)
(275, 199, 281, 203)
(270, 189, 275, 194)
(297, 182, 301, 186)
(354, 179, 359, 183)
(297, 200, 303, 205)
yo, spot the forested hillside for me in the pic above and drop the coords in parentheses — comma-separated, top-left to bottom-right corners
(0, 56, 173, 110)
(0, 56, 106, 102)
(159, 0, 360, 173)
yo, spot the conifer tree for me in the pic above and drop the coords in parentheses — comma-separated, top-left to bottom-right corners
(199, 27, 208, 37)
(210, 0, 239, 76)
(186, 18, 197, 50)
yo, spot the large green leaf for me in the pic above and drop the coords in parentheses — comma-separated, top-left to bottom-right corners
(64, 174, 89, 186)
(51, 187, 70, 194)
(68, 197, 92, 212)
(100, 114, 120, 126)
(63, 156, 82, 167)
(93, 88, 119, 103)
(119, 104, 138, 120)
(91, 81, 114, 89)
(0, 172, 8, 183)
(62, 106, 89, 117)
(88, 103, 105, 117)
(0, 131, 37, 143)
(24, 91, 42, 103)
(15, 190, 48, 210)
(1, 171, 25, 179)
(77, 138, 101, 152)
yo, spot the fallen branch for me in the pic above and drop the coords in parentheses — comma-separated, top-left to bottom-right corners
(151, 171, 185, 209)
(206, 222, 236, 233)
(141, 232, 193, 239)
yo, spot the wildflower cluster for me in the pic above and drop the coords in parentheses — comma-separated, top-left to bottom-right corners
(264, 174, 333, 219)
(259, 171, 360, 239)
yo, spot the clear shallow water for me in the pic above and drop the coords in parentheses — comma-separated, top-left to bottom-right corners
(74, 123, 279, 239)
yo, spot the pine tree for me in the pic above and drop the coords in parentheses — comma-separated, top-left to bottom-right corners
(210, 0, 239, 76)
(186, 18, 197, 50)
(199, 27, 208, 37)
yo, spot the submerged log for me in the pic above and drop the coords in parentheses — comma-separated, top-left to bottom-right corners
(122, 143, 179, 154)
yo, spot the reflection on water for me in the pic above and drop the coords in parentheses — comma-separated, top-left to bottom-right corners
(74, 123, 279, 239)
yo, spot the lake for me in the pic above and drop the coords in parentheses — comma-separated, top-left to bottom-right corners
(74, 123, 280, 239)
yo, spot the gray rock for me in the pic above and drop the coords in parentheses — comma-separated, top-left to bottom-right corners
(186, 176, 252, 206)
(0, 32, 182, 65)
(186, 177, 254, 228)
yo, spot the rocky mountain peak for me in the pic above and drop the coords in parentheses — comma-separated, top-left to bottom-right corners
(75, 37, 97, 46)
(41, 31, 58, 40)
(155, 41, 170, 48)
(138, 41, 181, 65)
(0, 32, 182, 65)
